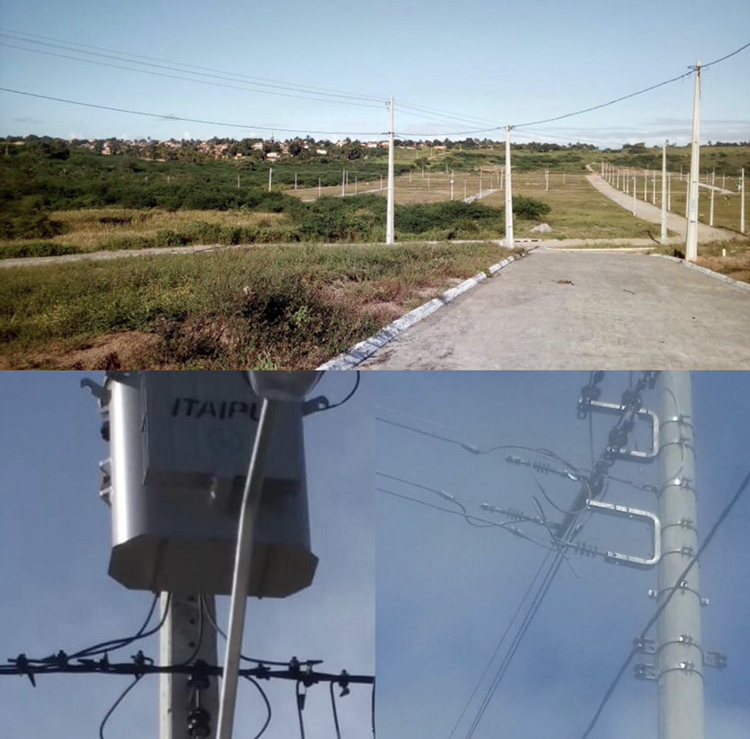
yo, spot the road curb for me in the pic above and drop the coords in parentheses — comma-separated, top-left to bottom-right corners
(650, 254, 750, 293)
(316, 248, 533, 370)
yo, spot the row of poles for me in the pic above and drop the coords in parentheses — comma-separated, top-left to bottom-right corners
(601, 157, 746, 244)
(260, 64, 741, 258)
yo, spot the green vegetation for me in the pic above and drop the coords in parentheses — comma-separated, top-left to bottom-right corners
(0, 241, 518, 368)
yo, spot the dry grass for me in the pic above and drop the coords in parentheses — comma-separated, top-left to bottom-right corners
(44, 208, 288, 249)
(0, 241, 515, 369)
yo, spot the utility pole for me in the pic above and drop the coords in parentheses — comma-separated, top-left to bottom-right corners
(386, 96, 395, 245)
(342, 169, 346, 197)
(268, 168, 273, 193)
(504, 125, 514, 249)
(709, 186, 715, 227)
(294, 172, 298, 191)
(318, 177, 322, 198)
(237, 174, 240, 190)
(661, 141, 669, 244)
(160, 594, 219, 739)
(450, 170, 454, 201)
(741, 168, 746, 234)
(668, 172, 672, 212)
(653, 170, 657, 204)
(686, 62, 702, 262)
(656, 371, 704, 739)
(633, 176, 637, 215)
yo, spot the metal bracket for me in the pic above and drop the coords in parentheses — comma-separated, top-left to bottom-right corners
(634, 637, 656, 655)
(586, 400, 659, 462)
(585, 500, 661, 568)
(80, 378, 109, 406)
(705, 651, 728, 669)
(634, 662, 657, 681)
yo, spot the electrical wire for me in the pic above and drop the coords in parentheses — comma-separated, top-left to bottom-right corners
(323, 370, 361, 411)
(0, 29, 387, 103)
(702, 41, 750, 69)
(0, 40, 385, 110)
(296, 680, 307, 739)
(0, 88, 386, 137)
(73, 593, 170, 660)
(376, 472, 495, 528)
(200, 595, 307, 667)
(98, 675, 142, 739)
(579, 462, 750, 738)
(446, 550, 553, 739)
(376, 487, 557, 552)
(330, 681, 342, 739)
(244, 676, 273, 739)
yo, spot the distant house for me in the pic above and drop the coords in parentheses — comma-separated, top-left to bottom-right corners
(266, 151, 280, 161)
(316, 149, 328, 155)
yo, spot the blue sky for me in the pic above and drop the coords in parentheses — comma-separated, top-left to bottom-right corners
(0, 371, 374, 739)
(0, 0, 748, 145)
(376, 371, 750, 739)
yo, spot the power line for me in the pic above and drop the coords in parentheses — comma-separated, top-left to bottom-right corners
(0, 28, 387, 103)
(512, 40, 749, 129)
(0, 39, 386, 110)
(245, 676, 273, 739)
(0, 88, 386, 136)
(99, 675, 143, 739)
(578, 461, 750, 739)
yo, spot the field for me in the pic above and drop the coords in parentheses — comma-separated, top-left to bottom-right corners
(0, 241, 519, 369)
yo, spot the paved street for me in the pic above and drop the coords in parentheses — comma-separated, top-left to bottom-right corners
(360, 248, 750, 369)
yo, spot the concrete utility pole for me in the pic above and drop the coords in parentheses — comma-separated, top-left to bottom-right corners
(342, 170, 346, 197)
(450, 170, 454, 201)
(668, 172, 672, 212)
(686, 62, 702, 262)
(633, 176, 637, 215)
(160, 594, 219, 739)
(653, 170, 657, 204)
(661, 141, 669, 244)
(656, 371, 704, 739)
(504, 126, 514, 249)
(709, 186, 715, 227)
(386, 96, 395, 245)
(268, 168, 273, 193)
(318, 177, 322, 198)
(741, 168, 746, 234)
(294, 172, 298, 191)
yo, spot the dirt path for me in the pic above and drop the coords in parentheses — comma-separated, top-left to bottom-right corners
(586, 166, 738, 242)
(359, 247, 750, 370)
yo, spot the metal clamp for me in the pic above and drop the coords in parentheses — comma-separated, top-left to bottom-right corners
(584, 500, 661, 568)
(585, 400, 659, 462)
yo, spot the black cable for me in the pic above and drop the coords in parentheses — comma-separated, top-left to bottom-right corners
(371, 681, 376, 738)
(0, 88, 386, 137)
(244, 676, 273, 739)
(0, 40, 384, 110)
(463, 551, 565, 739)
(98, 676, 142, 739)
(376, 472, 495, 528)
(702, 41, 750, 69)
(376, 487, 556, 552)
(73, 593, 169, 660)
(324, 371, 361, 411)
(579, 462, 750, 738)
(296, 680, 307, 739)
(446, 550, 552, 739)
(330, 681, 342, 739)
(0, 27, 387, 103)
(200, 595, 309, 667)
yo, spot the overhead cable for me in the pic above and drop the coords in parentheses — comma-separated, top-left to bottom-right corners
(0, 88, 386, 136)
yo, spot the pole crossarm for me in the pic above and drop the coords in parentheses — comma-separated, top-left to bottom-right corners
(1, 655, 374, 686)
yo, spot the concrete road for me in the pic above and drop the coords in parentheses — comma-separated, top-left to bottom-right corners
(587, 168, 738, 242)
(359, 248, 750, 370)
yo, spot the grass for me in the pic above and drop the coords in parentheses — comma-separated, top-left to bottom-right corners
(0, 241, 518, 369)
(605, 170, 745, 235)
(649, 239, 750, 285)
